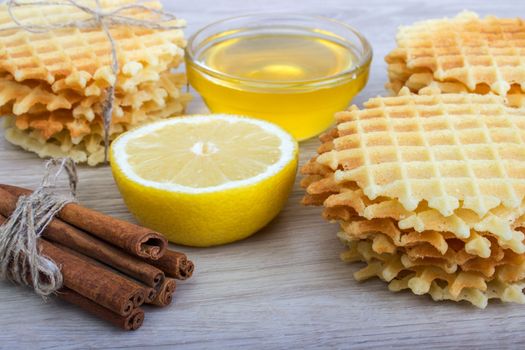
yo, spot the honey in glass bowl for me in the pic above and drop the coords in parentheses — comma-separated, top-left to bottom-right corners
(185, 14, 372, 141)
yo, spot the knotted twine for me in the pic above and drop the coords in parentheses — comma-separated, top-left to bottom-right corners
(0, 158, 77, 296)
(3, 0, 185, 162)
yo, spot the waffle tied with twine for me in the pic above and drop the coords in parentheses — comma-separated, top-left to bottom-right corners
(0, 0, 190, 165)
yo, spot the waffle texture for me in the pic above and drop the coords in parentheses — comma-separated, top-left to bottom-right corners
(4, 89, 190, 166)
(0, 0, 190, 164)
(11, 72, 187, 140)
(316, 90, 525, 217)
(386, 11, 525, 98)
(339, 219, 525, 279)
(302, 89, 525, 307)
(0, 0, 185, 85)
(342, 239, 525, 309)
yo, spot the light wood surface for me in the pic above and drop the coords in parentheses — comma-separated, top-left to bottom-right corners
(0, 1, 523, 349)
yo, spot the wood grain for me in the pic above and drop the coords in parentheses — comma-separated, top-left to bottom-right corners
(0, 1, 524, 349)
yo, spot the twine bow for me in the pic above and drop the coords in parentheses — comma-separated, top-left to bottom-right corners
(3, 0, 184, 162)
(0, 158, 77, 296)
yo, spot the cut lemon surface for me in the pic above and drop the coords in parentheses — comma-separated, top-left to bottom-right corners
(110, 115, 298, 247)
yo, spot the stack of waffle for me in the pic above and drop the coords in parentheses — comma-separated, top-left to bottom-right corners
(385, 11, 525, 107)
(302, 88, 525, 308)
(0, 0, 190, 165)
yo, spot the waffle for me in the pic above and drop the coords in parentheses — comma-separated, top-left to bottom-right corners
(341, 218, 486, 258)
(341, 239, 525, 308)
(386, 11, 525, 97)
(301, 86, 525, 306)
(303, 180, 525, 254)
(0, 0, 188, 164)
(0, 0, 186, 88)
(4, 94, 190, 165)
(338, 219, 525, 279)
(302, 90, 525, 252)
(386, 62, 525, 108)
(0, 64, 185, 117)
(315, 90, 525, 218)
(10, 72, 187, 141)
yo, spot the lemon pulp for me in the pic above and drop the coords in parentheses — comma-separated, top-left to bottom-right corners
(110, 115, 298, 247)
(125, 118, 284, 188)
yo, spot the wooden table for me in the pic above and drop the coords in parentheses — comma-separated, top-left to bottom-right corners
(0, 1, 523, 349)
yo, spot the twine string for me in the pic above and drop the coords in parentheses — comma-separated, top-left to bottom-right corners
(0, 158, 78, 296)
(3, 0, 184, 162)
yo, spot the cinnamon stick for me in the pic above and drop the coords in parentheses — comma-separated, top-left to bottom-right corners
(0, 185, 167, 260)
(150, 278, 177, 307)
(58, 288, 145, 331)
(0, 187, 165, 288)
(144, 287, 157, 304)
(0, 214, 144, 331)
(39, 239, 145, 316)
(147, 250, 195, 280)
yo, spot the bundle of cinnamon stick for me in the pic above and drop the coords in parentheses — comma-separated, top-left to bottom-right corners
(0, 184, 194, 331)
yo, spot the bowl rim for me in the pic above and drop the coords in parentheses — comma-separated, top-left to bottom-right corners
(185, 13, 373, 87)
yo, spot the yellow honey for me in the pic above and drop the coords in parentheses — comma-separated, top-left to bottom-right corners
(186, 15, 372, 140)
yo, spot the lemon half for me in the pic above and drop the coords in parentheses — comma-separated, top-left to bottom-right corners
(110, 115, 298, 247)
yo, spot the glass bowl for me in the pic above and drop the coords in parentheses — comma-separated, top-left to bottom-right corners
(185, 14, 372, 141)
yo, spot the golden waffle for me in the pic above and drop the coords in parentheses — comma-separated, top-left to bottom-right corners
(0, 0, 186, 90)
(70, 71, 186, 124)
(385, 11, 525, 96)
(0, 75, 74, 114)
(341, 239, 525, 308)
(338, 219, 525, 279)
(386, 62, 525, 107)
(303, 180, 525, 254)
(341, 218, 482, 258)
(386, 62, 472, 94)
(314, 90, 525, 218)
(10, 72, 188, 142)
(3, 94, 190, 166)
(0, 64, 185, 118)
(301, 90, 525, 252)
